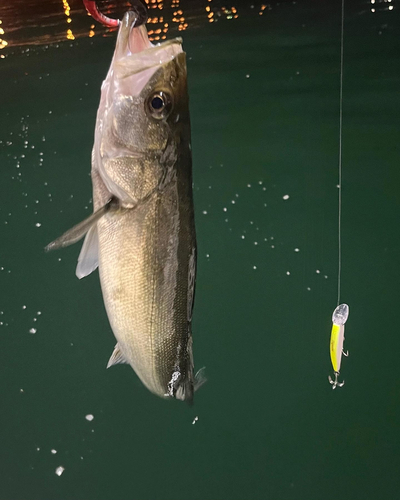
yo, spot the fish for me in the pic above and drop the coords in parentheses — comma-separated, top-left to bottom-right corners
(46, 8, 204, 403)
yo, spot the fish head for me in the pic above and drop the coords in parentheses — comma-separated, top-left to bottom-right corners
(96, 11, 190, 204)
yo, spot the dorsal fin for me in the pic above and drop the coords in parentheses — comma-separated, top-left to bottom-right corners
(106, 344, 128, 368)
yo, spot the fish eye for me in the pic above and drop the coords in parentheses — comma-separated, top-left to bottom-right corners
(151, 95, 164, 110)
(147, 91, 171, 119)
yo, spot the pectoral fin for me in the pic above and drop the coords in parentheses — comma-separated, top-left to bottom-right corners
(107, 344, 128, 368)
(45, 199, 114, 252)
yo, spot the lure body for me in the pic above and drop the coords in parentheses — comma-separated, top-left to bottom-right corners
(329, 303, 349, 389)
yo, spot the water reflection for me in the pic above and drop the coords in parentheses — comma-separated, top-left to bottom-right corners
(0, 0, 260, 50)
(62, 0, 76, 39)
(370, 0, 394, 12)
(0, 18, 7, 49)
(0, 0, 395, 51)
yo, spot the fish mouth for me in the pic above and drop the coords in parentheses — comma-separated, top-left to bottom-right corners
(118, 10, 151, 57)
(114, 11, 183, 71)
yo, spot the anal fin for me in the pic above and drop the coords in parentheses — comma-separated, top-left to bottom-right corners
(107, 344, 128, 369)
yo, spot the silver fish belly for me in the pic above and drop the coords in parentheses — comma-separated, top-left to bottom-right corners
(97, 169, 196, 400)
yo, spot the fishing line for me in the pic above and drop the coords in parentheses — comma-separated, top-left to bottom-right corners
(337, 0, 344, 307)
(328, 0, 349, 390)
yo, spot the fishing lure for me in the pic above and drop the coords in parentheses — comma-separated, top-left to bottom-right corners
(328, 303, 349, 389)
(327, 0, 350, 390)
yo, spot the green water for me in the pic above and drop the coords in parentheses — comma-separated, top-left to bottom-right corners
(1, 1, 400, 499)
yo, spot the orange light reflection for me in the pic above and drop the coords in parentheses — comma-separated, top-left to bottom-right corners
(62, 0, 75, 40)
(0, 19, 7, 49)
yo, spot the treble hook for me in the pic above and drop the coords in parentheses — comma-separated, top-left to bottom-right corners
(328, 371, 345, 390)
(83, 1, 148, 28)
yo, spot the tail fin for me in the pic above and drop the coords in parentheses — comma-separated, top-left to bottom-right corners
(175, 367, 207, 405)
(194, 367, 207, 392)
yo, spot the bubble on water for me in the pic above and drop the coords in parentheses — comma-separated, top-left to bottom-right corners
(55, 466, 64, 476)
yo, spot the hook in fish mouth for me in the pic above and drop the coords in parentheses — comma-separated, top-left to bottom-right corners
(82, 0, 148, 28)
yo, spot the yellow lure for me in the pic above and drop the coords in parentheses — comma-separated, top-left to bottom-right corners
(328, 304, 349, 389)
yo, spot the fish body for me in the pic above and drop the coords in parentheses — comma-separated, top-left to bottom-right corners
(91, 13, 196, 401)
(48, 11, 200, 402)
